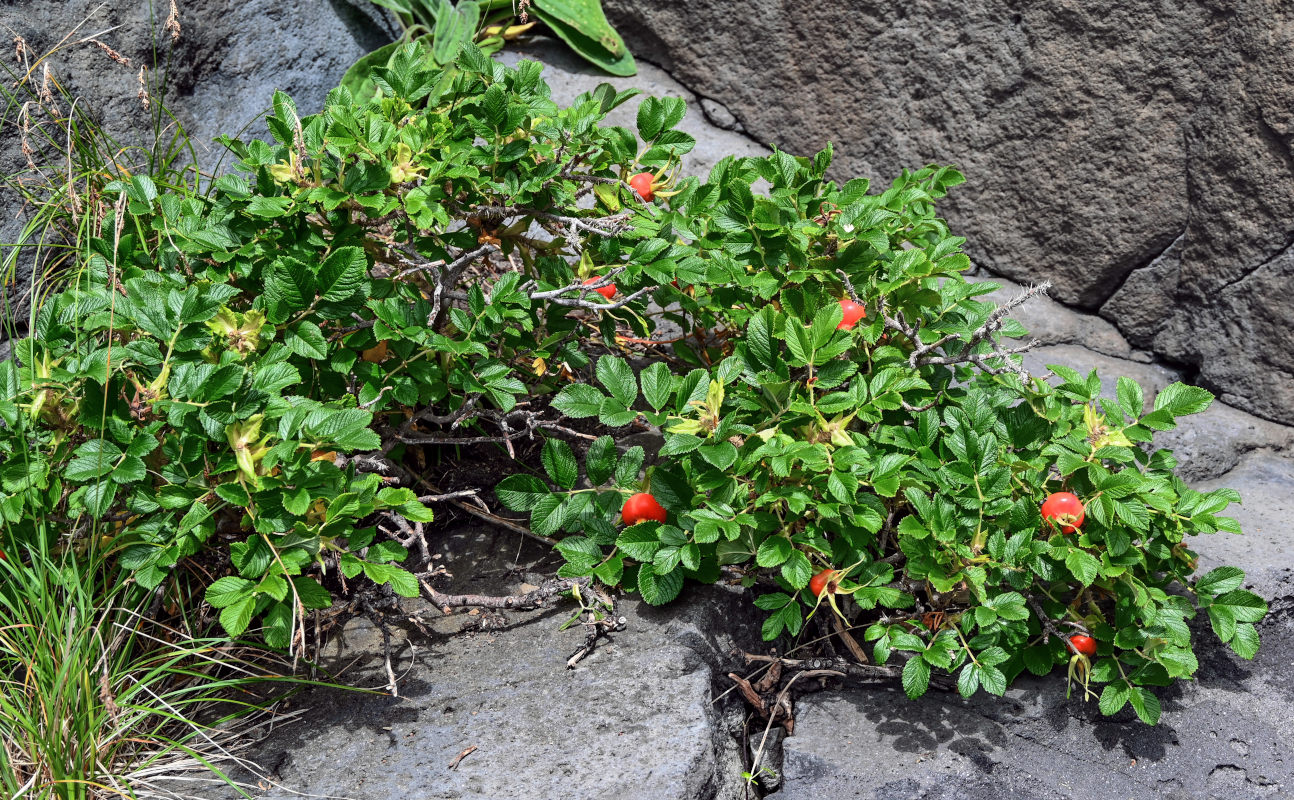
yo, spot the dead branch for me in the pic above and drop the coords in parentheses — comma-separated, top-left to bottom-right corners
(417, 576, 590, 613)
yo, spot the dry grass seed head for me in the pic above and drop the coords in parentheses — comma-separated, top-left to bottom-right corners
(88, 38, 129, 67)
(166, 0, 181, 42)
(137, 66, 149, 110)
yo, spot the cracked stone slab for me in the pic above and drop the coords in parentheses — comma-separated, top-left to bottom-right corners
(767, 610, 1294, 800)
(182, 524, 763, 800)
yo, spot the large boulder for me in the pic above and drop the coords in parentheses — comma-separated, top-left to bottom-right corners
(601, 0, 1294, 426)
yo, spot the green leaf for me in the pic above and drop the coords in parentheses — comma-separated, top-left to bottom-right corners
(385, 567, 420, 598)
(530, 495, 567, 537)
(1099, 682, 1130, 716)
(1065, 548, 1100, 586)
(1127, 687, 1162, 725)
(638, 563, 683, 605)
(496, 474, 551, 511)
(1195, 566, 1245, 596)
(529, 0, 636, 76)
(978, 664, 1008, 696)
(292, 576, 333, 609)
(285, 321, 329, 360)
(901, 655, 931, 699)
(617, 525, 661, 562)
(205, 576, 253, 609)
(595, 356, 637, 407)
(697, 442, 738, 470)
(755, 535, 793, 568)
(541, 438, 579, 489)
(781, 549, 812, 589)
(219, 596, 256, 638)
(1213, 589, 1268, 623)
(1116, 376, 1144, 417)
(1153, 382, 1213, 417)
(585, 436, 618, 485)
(640, 361, 671, 411)
(552, 384, 605, 418)
(215, 483, 251, 506)
(1230, 623, 1260, 659)
(319, 246, 368, 302)
(66, 439, 122, 481)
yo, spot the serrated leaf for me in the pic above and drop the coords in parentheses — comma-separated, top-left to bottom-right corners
(285, 321, 328, 360)
(585, 435, 617, 485)
(530, 495, 567, 537)
(1153, 382, 1213, 417)
(1230, 623, 1260, 659)
(638, 563, 683, 605)
(541, 438, 579, 489)
(552, 384, 605, 418)
(595, 356, 637, 407)
(1127, 687, 1161, 725)
(902, 655, 931, 699)
(205, 576, 253, 609)
(617, 525, 661, 562)
(755, 535, 793, 568)
(1195, 566, 1245, 596)
(954, 663, 980, 698)
(495, 474, 550, 511)
(640, 361, 671, 411)
(1099, 682, 1130, 716)
(1065, 548, 1100, 586)
(219, 596, 256, 638)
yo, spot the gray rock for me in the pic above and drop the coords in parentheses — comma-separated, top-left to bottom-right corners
(0, 0, 396, 319)
(1192, 450, 1294, 601)
(1153, 404, 1294, 483)
(189, 525, 764, 800)
(602, 0, 1294, 426)
(1021, 344, 1182, 400)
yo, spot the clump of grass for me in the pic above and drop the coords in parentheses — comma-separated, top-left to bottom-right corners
(0, 546, 315, 800)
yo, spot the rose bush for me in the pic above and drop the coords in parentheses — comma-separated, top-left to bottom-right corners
(0, 41, 1265, 723)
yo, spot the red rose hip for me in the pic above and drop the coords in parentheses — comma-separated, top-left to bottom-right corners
(1041, 491, 1085, 533)
(583, 276, 616, 300)
(628, 172, 655, 202)
(622, 492, 667, 525)
(1068, 634, 1098, 657)
(809, 568, 837, 597)
(837, 299, 867, 330)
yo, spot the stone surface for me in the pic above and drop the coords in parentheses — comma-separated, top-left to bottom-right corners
(189, 524, 763, 800)
(602, 0, 1294, 426)
(1193, 450, 1294, 601)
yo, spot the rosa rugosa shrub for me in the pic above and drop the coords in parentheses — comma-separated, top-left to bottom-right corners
(0, 41, 1264, 724)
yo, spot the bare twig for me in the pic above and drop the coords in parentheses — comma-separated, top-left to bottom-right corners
(417, 576, 589, 612)
(879, 280, 1051, 381)
(448, 746, 477, 770)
